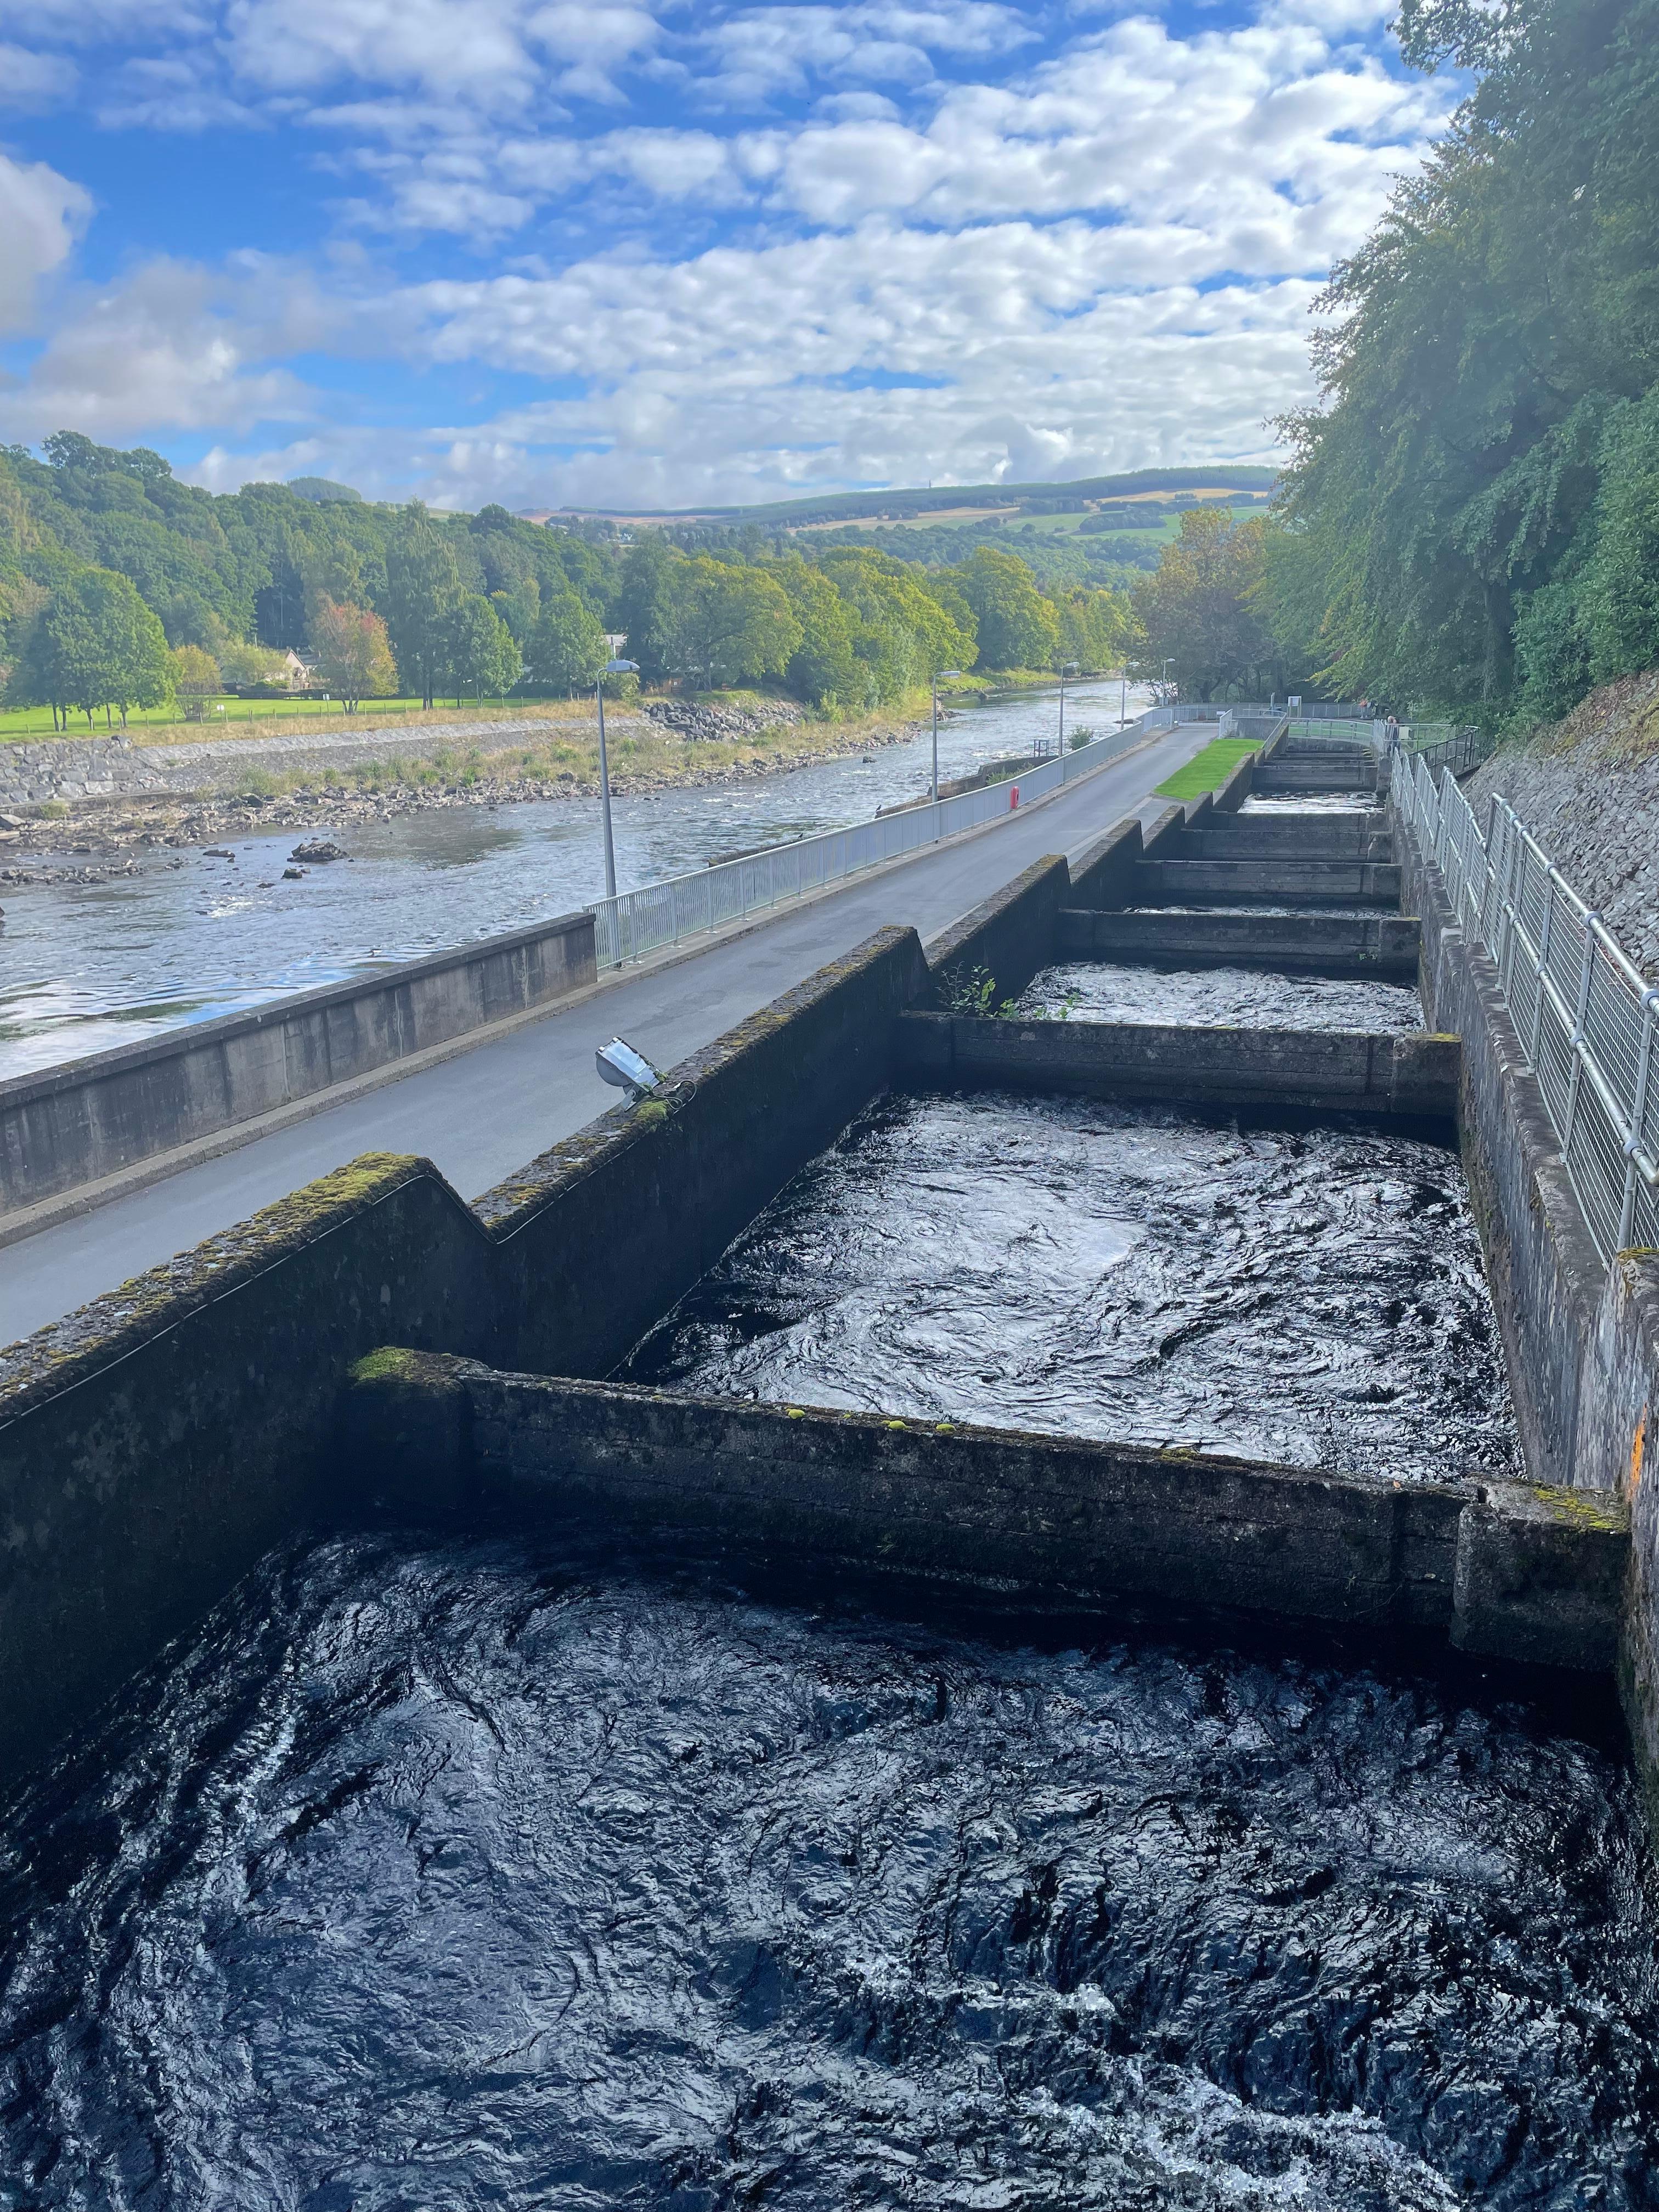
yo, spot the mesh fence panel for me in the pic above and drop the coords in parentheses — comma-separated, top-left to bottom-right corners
(1390, 757, 1659, 1261)
(590, 716, 1152, 972)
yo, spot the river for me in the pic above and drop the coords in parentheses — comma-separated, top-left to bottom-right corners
(0, 681, 1144, 1081)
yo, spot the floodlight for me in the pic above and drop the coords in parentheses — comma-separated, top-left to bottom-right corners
(596, 1036, 663, 1099)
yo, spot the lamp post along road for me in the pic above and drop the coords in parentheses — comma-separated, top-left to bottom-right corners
(1057, 661, 1079, 757)
(596, 657, 639, 900)
(930, 670, 962, 805)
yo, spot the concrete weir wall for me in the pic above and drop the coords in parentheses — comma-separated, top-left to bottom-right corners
(0, 907, 598, 1224)
(342, 1355, 1626, 1674)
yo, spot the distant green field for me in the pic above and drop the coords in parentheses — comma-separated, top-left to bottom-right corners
(1154, 738, 1260, 800)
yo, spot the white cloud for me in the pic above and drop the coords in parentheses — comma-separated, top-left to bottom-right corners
(0, 44, 78, 104)
(0, 259, 318, 440)
(0, 151, 91, 332)
(0, 0, 1456, 510)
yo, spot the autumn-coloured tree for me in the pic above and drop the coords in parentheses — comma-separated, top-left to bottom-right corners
(311, 597, 397, 713)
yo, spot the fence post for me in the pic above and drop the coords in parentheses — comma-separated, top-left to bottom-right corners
(1562, 916, 1601, 1160)
(1530, 868, 1558, 1064)
(1618, 990, 1659, 1250)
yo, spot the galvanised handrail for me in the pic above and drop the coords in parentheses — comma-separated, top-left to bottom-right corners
(1391, 751, 1659, 1260)
(590, 710, 1165, 970)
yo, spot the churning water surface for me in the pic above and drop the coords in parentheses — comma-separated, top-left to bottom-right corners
(1, 1531, 1654, 2211)
(624, 1092, 1520, 1484)
(1014, 962, 1424, 1032)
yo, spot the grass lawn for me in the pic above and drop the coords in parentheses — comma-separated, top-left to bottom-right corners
(1154, 738, 1261, 801)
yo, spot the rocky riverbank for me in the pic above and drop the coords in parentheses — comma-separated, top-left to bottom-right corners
(1468, 669, 1659, 975)
(0, 715, 924, 884)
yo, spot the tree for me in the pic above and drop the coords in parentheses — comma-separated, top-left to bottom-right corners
(442, 592, 521, 703)
(383, 505, 462, 706)
(170, 642, 222, 721)
(611, 534, 681, 679)
(666, 557, 801, 689)
(951, 548, 1059, 670)
(524, 588, 607, 692)
(1054, 586, 1130, 672)
(1130, 509, 1286, 699)
(9, 567, 174, 728)
(218, 639, 289, 687)
(311, 598, 397, 712)
(1265, 0, 1659, 719)
(775, 555, 863, 705)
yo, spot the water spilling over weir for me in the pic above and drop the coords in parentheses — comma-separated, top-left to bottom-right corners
(2, 725, 1653, 2207)
(1014, 960, 1424, 1031)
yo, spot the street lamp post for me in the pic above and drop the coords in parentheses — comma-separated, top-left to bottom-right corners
(1161, 658, 1175, 726)
(597, 657, 639, 900)
(1057, 661, 1079, 757)
(930, 669, 962, 804)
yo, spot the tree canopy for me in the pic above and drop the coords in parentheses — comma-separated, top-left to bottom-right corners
(1260, 0, 1659, 721)
(0, 433, 1133, 720)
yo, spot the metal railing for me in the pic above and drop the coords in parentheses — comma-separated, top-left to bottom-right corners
(1402, 724, 1492, 777)
(591, 711, 1164, 969)
(1392, 751, 1659, 1259)
(1285, 719, 1385, 750)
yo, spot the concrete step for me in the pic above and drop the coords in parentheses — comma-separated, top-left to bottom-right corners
(1131, 859, 1402, 906)
(1056, 909, 1421, 979)
(1174, 814, 1393, 862)
(893, 1008, 1457, 1121)
(1254, 763, 1379, 794)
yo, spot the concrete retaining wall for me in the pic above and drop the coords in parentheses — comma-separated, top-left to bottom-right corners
(1397, 822, 1605, 1491)
(922, 854, 1072, 1009)
(0, 908, 597, 1221)
(0, 924, 926, 1780)
(341, 1356, 1628, 1674)
(1393, 793, 1659, 1820)
(895, 1011, 1459, 1122)
(0, 736, 173, 805)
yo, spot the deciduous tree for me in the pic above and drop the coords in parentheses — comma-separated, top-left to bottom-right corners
(311, 598, 397, 713)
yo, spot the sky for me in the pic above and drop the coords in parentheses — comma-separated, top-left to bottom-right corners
(0, 0, 1456, 511)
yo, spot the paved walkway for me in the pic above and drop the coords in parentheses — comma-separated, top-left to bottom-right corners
(1, 724, 1203, 1348)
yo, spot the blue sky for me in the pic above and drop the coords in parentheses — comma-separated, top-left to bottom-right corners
(0, 0, 1454, 510)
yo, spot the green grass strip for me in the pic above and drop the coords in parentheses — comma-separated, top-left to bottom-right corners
(1154, 737, 1261, 801)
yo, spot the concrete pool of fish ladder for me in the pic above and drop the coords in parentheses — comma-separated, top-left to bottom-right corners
(343, 1350, 1628, 1676)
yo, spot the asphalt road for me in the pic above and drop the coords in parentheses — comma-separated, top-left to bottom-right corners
(2, 722, 1206, 1349)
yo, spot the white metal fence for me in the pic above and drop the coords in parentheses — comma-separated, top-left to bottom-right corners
(1392, 751, 1659, 1260)
(591, 712, 1163, 970)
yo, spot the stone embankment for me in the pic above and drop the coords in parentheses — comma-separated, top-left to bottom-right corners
(1468, 668, 1659, 975)
(640, 699, 807, 741)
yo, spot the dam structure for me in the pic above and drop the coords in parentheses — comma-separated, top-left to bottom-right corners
(2, 720, 1657, 2202)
